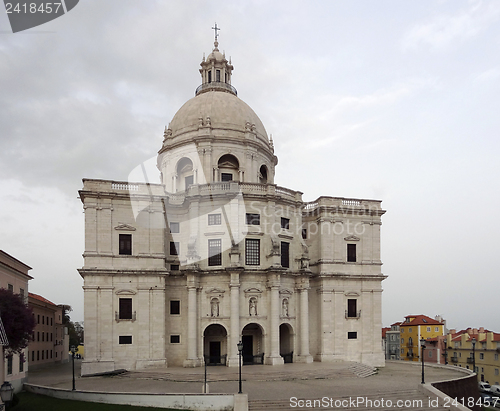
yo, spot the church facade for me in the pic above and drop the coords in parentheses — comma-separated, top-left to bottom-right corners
(78, 39, 387, 376)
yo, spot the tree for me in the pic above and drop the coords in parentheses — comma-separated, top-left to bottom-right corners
(0, 288, 36, 357)
(58, 304, 83, 347)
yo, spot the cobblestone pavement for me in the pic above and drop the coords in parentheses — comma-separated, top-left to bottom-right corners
(27, 360, 469, 410)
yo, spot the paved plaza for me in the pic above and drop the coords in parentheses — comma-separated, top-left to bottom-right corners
(27, 360, 468, 410)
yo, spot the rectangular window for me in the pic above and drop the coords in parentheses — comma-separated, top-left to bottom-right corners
(246, 213, 260, 225)
(20, 288, 25, 300)
(480, 353, 484, 360)
(170, 264, 180, 271)
(216, 69, 221, 82)
(42, 316, 45, 325)
(119, 336, 133, 345)
(208, 213, 221, 225)
(119, 298, 133, 320)
(185, 175, 193, 188)
(37, 351, 39, 361)
(119, 234, 132, 255)
(302, 228, 307, 240)
(401, 338, 404, 344)
(221, 173, 233, 181)
(170, 300, 180, 315)
(170, 241, 179, 256)
(42, 332, 44, 341)
(8, 283, 13, 292)
(245, 238, 260, 265)
(169, 222, 180, 233)
(7, 356, 13, 374)
(42, 350, 44, 360)
(347, 244, 357, 262)
(208, 239, 222, 266)
(495, 354, 499, 361)
(348, 332, 358, 339)
(435, 327, 439, 332)
(427, 327, 431, 332)
(37, 331, 39, 341)
(495, 369, 499, 376)
(347, 299, 357, 318)
(281, 217, 290, 230)
(170, 335, 181, 344)
(281, 242, 290, 268)
(208, 70, 212, 83)
(37, 314, 40, 324)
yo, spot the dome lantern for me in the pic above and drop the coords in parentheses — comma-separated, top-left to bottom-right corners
(196, 24, 236, 96)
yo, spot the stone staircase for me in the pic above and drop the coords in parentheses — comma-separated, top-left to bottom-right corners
(348, 362, 378, 378)
(248, 389, 439, 411)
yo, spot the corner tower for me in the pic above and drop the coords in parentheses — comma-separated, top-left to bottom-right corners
(157, 39, 278, 192)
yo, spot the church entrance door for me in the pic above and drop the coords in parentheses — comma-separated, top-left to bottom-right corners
(203, 324, 227, 365)
(242, 335, 253, 365)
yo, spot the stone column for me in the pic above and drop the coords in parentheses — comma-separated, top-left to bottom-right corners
(296, 279, 313, 363)
(184, 273, 201, 367)
(227, 270, 241, 367)
(265, 272, 283, 365)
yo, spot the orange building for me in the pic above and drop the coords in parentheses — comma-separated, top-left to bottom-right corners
(28, 293, 69, 369)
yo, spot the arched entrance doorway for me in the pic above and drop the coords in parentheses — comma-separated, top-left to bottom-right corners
(203, 324, 228, 365)
(241, 323, 264, 365)
(279, 323, 294, 363)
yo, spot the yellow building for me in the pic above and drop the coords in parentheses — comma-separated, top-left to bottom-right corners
(400, 315, 445, 362)
(447, 328, 500, 385)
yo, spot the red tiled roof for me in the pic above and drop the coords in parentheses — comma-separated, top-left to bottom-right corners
(29, 292, 56, 306)
(402, 315, 443, 326)
(382, 327, 390, 338)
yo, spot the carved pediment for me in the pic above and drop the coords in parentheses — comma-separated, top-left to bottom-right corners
(345, 291, 360, 297)
(114, 223, 136, 231)
(279, 289, 293, 296)
(244, 287, 263, 295)
(206, 288, 225, 294)
(344, 235, 360, 241)
(218, 161, 238, 169)
(115, 289, 137, 295)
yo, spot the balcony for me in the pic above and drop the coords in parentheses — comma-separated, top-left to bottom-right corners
(466, 357, 474, 364)
(451, 357, 458, 363)
(345, 310, 361, 319)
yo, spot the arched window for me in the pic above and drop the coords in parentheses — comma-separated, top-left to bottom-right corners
(217, 154, 239, 182)
(259, 165, 268, 184)
(176, 157, 194, 192)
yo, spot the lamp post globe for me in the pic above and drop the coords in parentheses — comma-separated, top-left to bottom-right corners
(0, 381, 14, 408)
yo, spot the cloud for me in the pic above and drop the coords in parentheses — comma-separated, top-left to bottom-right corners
(401, 0, 500, 50)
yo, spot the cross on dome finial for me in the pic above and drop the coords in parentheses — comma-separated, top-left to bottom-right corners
(212, 22, 220, 43)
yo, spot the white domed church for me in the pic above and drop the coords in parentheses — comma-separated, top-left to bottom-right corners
(78, 37, 387, 376)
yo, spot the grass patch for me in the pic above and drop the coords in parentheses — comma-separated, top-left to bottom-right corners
(12, 391, 187, 411)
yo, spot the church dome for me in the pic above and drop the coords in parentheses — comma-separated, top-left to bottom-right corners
(169, 91, 268, 143)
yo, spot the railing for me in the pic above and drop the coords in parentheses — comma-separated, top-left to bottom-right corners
(451, 357, 458, 363)
(204, 354, 227, 366)
(195, 82, 237, 96)
(111, 183, 139, 191)
(466, 357, 474, 364)
(281, 351, 293, 364)
(243, 353, 264, 365)
(407, 342, 414, 347)
(345, 310, 361, 319)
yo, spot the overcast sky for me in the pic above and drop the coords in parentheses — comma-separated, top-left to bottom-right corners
(1, 0, 499, 332)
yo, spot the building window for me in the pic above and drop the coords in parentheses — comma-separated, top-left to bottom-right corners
(495, 354, 499, 361)
(170, 264, 179, 271)
(185, 175, 193, 188)
(427, 327, 431, 332)
(20, 288, 25, 300)
(480, 353, 484, 360)
(7, 356, 13, 374)
(170, 241, 179, 256)
(119, 234, 132, 255)
(401, 338, 404, 344)
(119, 298, 133, 320)
(246, 213, 260, 225)
(32, 351, 35, 362)
(281, 217, 290, 230)
(42, 350, 44, 360)
(170, 335, 181, 344)
(281, 242, 290, 268)
(208, 239, 222, 266)
(495, 369, 499, 376)
(302, 228, 307, 239)
(8, 284, 13, 292)
(208, 70, 212, 83)
(37, 351, 39, 361)
(348, 332, 358, 339)
(208, 213, 221, 225)
(42, 316, 45, 325)
(119, 336, 133, 345)
(170, 222, 180, 233)
(429, 351, 432, 358)
(42, 333, 44, 342)
(435, 327, 439, 332)
(401, 348, 404, 354)
(37, 314, 40, 324)
(216, 69, 221, 82)
(347, 299, 358, 318)
(245, 239, 260, 265)
(170, 300, 180, 315)
(221, 173, 233, 181)
(347, 244, 356, 262)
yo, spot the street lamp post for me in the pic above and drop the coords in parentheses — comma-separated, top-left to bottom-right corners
(471, 337, 476, 377)
(203, 355, 208, 393)
(70, 345, 77, 391)
(0, 381, 14, 411)
(237, 341, 243, 394)
(420, 338, 426, 384)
